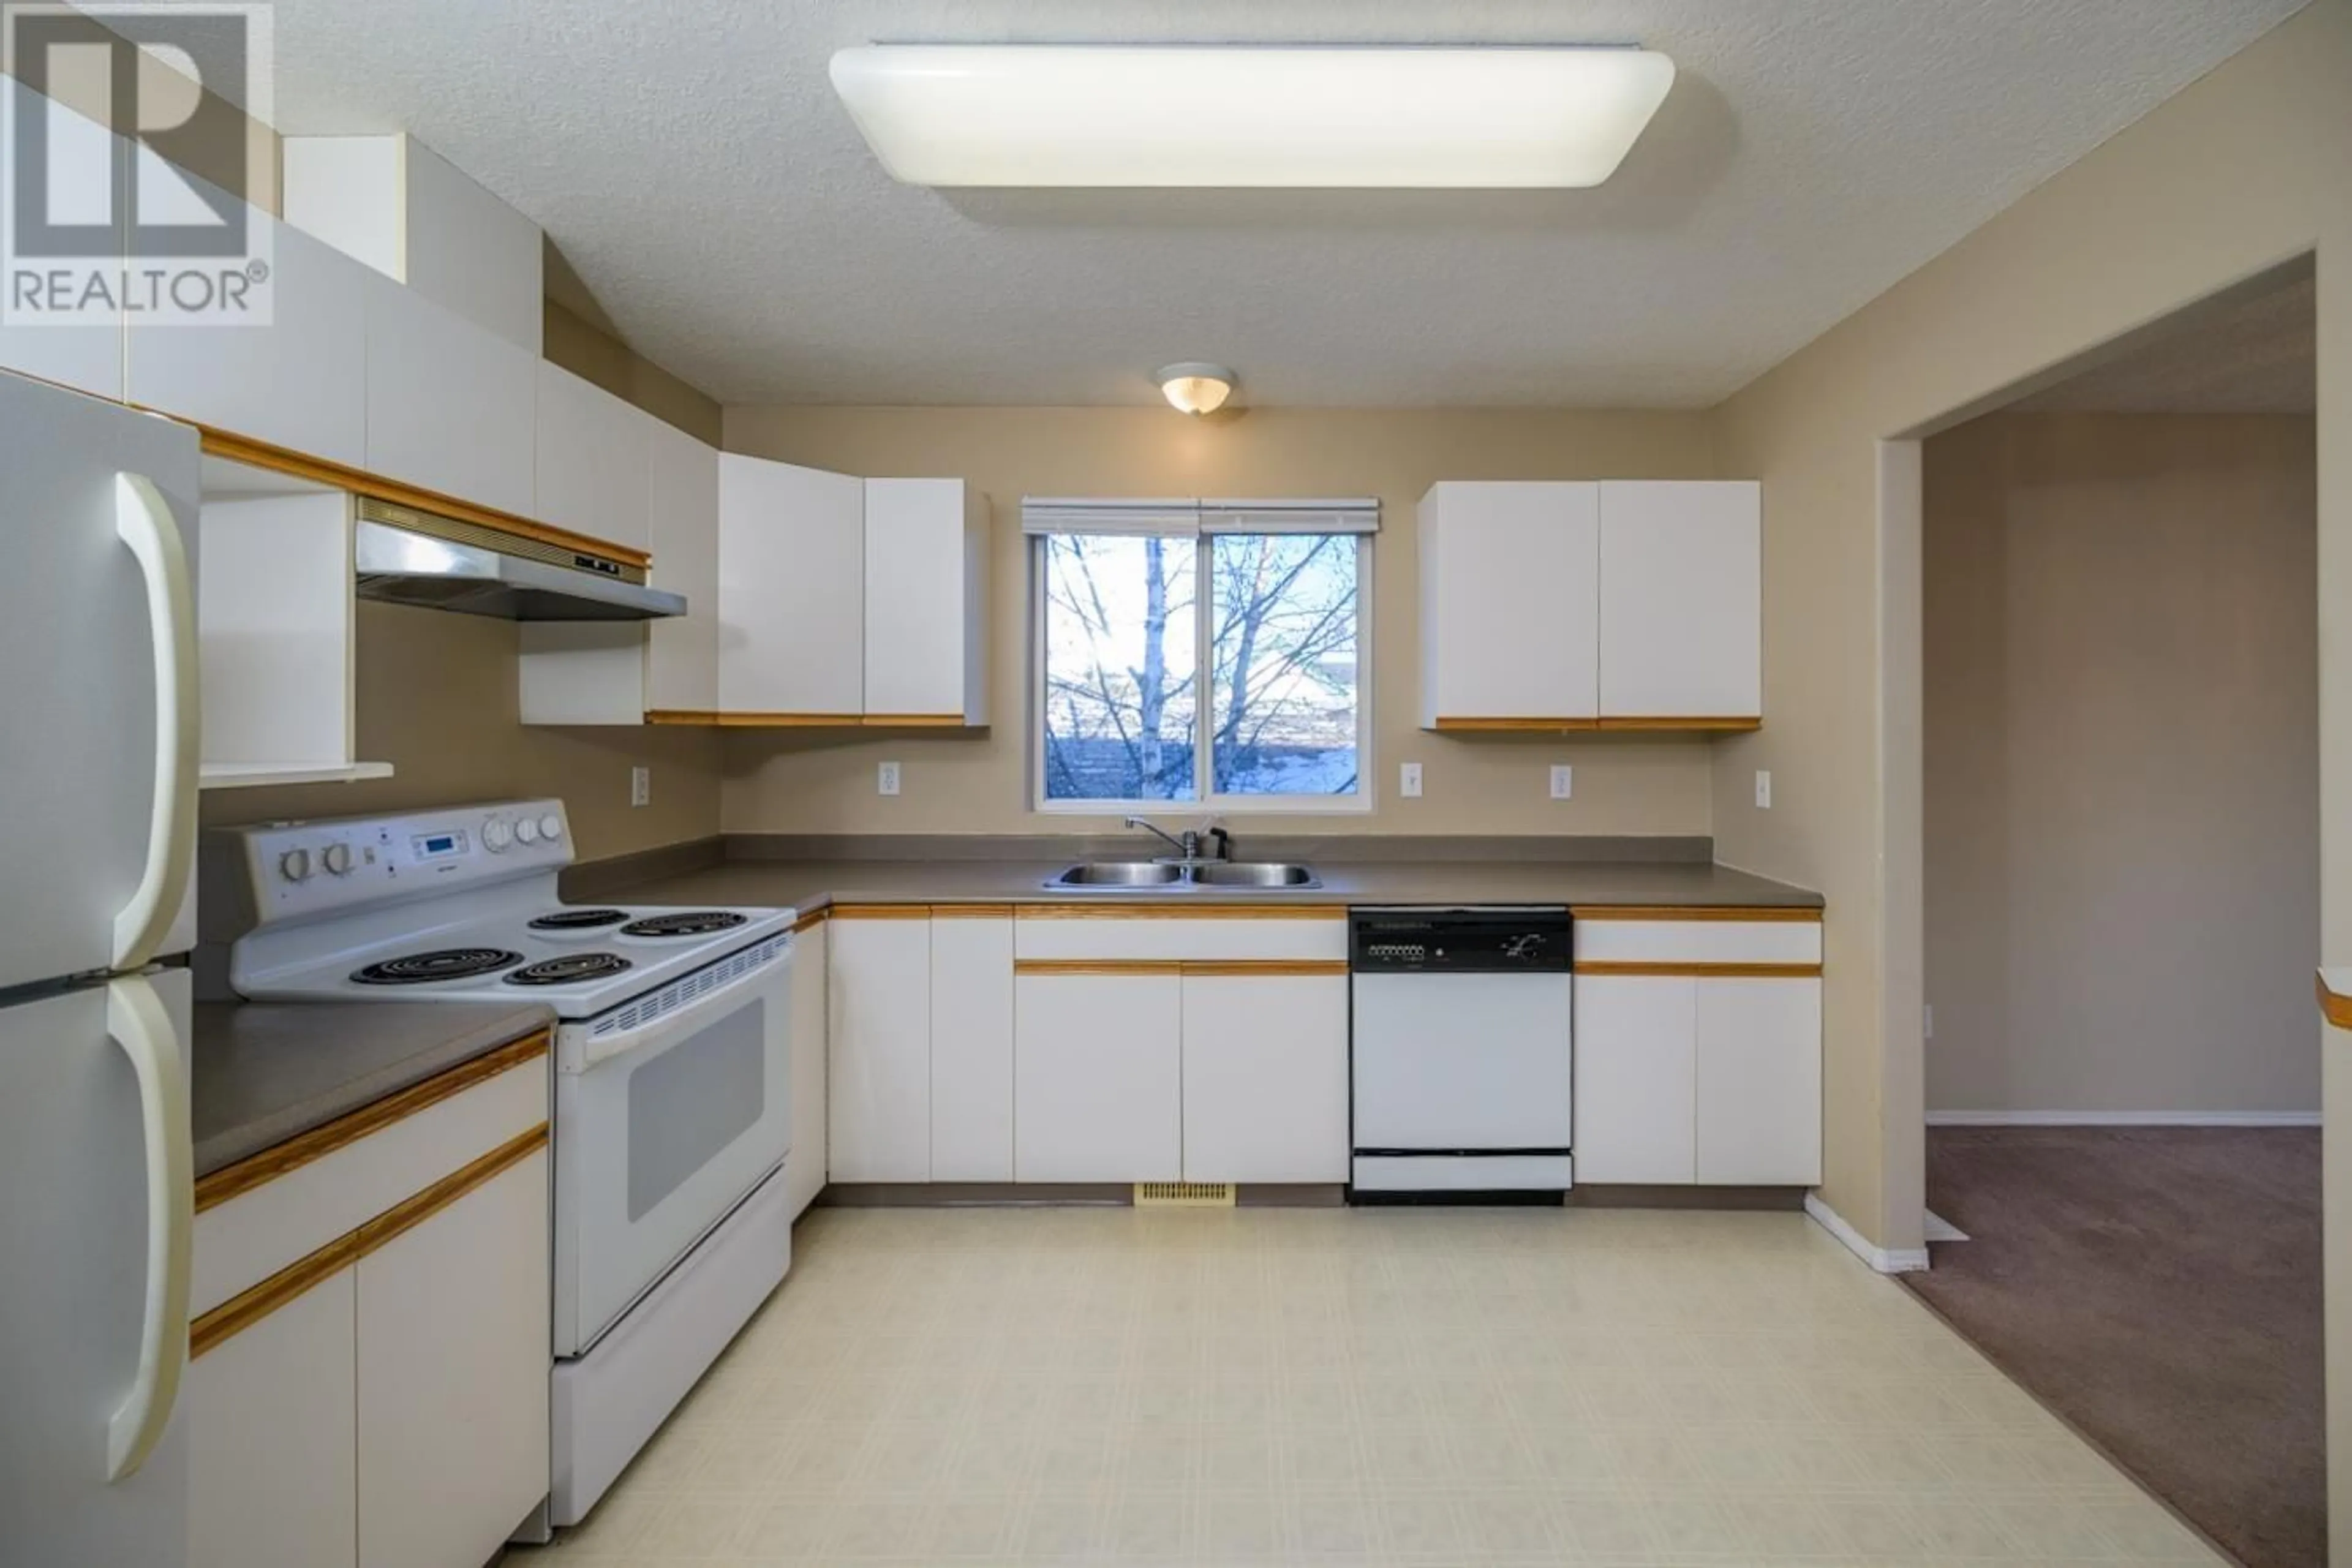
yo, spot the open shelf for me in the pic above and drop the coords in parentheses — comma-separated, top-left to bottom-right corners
(200, 761, 395, 790)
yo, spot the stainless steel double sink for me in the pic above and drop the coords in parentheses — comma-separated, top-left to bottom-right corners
(1044, 860, 1322, 891)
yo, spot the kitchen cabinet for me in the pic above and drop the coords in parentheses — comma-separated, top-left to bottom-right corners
(826, 911, 932, 1182)
(188, 1268, 358, 1568)
(1571, 976, 1698, 1184)
(535, 362, 650, 552)
(1597, 481, 1761, 721)
(1179, 971, 1349, 1183)
(363, 268, 537, 518)
(785, 916, 829, 1217)
(645, 419, 723, 715)
(127, 205, 369, 468)
(1694, 978, 1822, 1184)
(863, 478, 990, 725)
(1419, 481, 1600, 728)
(356, 1146, 551, 1568)
(1014, 972, 1183, 1182)
(930, 911, 1015, 1180)
(717, 453, 865, 718)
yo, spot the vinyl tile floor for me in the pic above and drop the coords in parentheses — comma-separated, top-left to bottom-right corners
(514, 1205, 2223, 1566)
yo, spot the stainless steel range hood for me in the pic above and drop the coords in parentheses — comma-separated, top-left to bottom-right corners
(352, 498, 685, 621)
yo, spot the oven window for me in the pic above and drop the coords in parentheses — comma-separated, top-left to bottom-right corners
(627, 998, 767, 1220)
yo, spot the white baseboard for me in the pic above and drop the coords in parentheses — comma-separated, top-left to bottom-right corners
(1925, 1109, 2320, 1128)
(1804, 1194, 1931, 1274)
(1923, 1209, 1969, 1243)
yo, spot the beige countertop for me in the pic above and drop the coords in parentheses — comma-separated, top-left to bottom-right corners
(604, 856, 1822, 913)
(192, 1000, 554, 1178)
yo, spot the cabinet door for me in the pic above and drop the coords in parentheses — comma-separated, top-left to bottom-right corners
(363, 270, 536, 518)
(1572, 976, 1696, 1183)
(717, 454, 864, 716)
(1180, 973, 1348, 1183)
(864, 478, 985, 723)
(1014, 973, 1181, 1182)
(356, 1148, 550, 1568)
(785, 918, 829, 1216)
(826, 914, 932, 1182)
(189, 1269, 358, 1568)
(1695, 978, 1822, 1185)
(534, 363, 649, 551)
(1597, 481, 1761, 719)
(1419, 481, 1599, 725)
(930, 913, 1014, 1180)
(646, 420, 721, 714)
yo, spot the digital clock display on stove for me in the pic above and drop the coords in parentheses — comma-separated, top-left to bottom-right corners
(412, 830, 467, 859)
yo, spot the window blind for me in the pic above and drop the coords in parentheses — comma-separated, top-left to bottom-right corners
(1022, 497, 1379, 537)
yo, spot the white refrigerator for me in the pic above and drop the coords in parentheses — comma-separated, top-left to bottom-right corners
(0, 371, 203, 1567)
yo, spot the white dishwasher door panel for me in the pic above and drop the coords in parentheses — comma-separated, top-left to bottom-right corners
(1351, 973, 1573, 1149)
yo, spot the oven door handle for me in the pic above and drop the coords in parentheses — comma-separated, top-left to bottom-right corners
(563, 936, 792, 1074)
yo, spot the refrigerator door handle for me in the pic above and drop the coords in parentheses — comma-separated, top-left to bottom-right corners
(104, 974, 192, 1482)
(110, 472, 199, 971)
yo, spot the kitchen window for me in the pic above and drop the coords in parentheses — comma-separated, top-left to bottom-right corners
(1027, 499, 1376, 812)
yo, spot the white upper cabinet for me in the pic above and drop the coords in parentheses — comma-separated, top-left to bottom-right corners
(1597, 481, 1761, 720)
(362, 268, 536, 518)
(644, 418, 722, 715)
(128, 205, 368, 468)
(1419, 481, 1600, 726)
(535, 363, 649, 551)
(717, 453, 865, 717)
(862, 478, 989, 725)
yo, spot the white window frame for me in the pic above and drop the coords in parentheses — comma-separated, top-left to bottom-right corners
(1028, 517, 1374, 816)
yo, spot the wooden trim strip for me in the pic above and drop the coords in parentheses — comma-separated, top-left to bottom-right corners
(1575, 960, 1822, 979)
(189, 1230, 362, 1360)
(709, 712, 869, 728)
(1433, 716, 1599, 733)
(195, 1030, 551, 1214)
(932, 903, 1016, 919)
(645, 709, 721, 726)
(1180, 960, 1349, 978)
(2320, 973, 2352, 1031)
(1571, 905, 1823, 922)
(352, 1124, 547, 1261)
(1016, 959, 1185, 976)
(190, 1124, 547, 1359)
(828, 903, 934, 921)
(1017, 903, 1349, 921)
(862, 714, 973, 728)
(788, 908, 829, 934)
(1597, 716, 1764, 733)
(194, 427, 652, 570)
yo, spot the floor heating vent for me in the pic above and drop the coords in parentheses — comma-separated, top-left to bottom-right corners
(1133, 1182, 1237, 1207)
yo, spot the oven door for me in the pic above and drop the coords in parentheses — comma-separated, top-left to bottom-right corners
(554, 934, 791, 1357)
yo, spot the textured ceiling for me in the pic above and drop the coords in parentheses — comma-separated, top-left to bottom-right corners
(263, 1, 2306, 408)
(2010, 274, 2315, 414)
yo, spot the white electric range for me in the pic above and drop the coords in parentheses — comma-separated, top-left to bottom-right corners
(198, 799, 798, 1530)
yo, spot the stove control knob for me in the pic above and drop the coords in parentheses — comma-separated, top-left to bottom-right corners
(516, 817, 541, 846)
(537, 813, 563, 842)
(278, 848, 312, 883)
(322, 843, 353, 876)
(483, 818, 513, 853)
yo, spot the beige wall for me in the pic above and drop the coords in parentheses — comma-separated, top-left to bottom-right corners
(198, 601, 723, 861)
(1924, 412, 2319, 1115)
(720, 406, 1722, 837)
(543, 296, 723, 446)
(1700, 12, 2346, 1513)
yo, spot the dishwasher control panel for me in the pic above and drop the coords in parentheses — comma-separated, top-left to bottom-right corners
(1349, 907, 1573, 973)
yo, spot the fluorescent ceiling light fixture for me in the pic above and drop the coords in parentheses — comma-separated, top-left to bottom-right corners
(829, 45, 1675, 189)
(1155, 363, 1234, 415)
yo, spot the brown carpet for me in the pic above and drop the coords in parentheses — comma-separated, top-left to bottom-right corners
(1904, 1126, 2323, 1568)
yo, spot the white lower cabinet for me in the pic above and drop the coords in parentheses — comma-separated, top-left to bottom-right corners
(827, 914, 933, 1182)
(356, 1148, 551, 1568)
(785, 918, 829, 1218)
(1014, 973, 1183, 1182)
(189, 1270, 358, 1568)
(930, 914, 1015, 1180)
(1694, 978, 1823, 1185)
(1180, 973, 1349, 1183)
(1572, 976, 1698, 1184)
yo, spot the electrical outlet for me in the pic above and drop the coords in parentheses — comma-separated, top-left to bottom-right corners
(878, 761, 902, 797)
(1549, 764, 1574, 801)
(630, 766, 650, 807)
(1399, 762, 1422, 799)
(1754, 769, 1773, 809)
